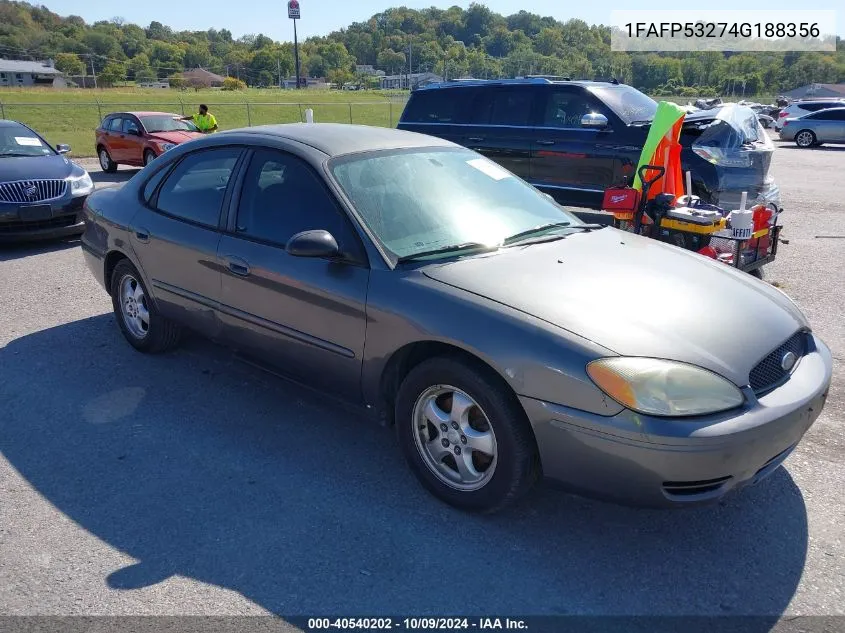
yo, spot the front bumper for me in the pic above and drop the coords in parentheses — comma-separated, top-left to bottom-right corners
(523, 334, 832, 508)
(0, 196, 87, 242)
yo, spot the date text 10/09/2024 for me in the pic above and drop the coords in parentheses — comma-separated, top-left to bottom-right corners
(624, 22, 821, 38)
(306, 618, 528, 630)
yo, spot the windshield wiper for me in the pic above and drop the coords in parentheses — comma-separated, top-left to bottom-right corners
(0, 152, 41, 158)
(397, 242, 497, 263)
(503, 222, 573, 244)
(505, 223, 606, 246)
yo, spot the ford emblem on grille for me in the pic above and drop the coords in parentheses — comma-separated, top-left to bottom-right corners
(781, 351, 798, 372)
(24, 185, 38, 200)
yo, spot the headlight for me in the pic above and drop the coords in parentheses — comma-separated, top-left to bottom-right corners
(159, 142, 176, 152)
(586, 357, 744, 417)
(68, 172, 94, 196)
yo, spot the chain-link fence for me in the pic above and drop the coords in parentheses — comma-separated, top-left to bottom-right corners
(0, 98, 410, 156)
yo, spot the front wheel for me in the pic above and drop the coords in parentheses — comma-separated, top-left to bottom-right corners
(110, 259, 181, 353)
(395, 356, 540, 513)
(795, 130, 816, 148)
(143, 150, 157, 166)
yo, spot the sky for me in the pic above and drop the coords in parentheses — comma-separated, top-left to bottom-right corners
(38, 0, 844, 41)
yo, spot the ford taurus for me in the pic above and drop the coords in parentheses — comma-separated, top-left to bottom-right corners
(80, 124, 832, 512)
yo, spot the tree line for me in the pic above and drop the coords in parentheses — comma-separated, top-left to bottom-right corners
(1, 0, 843, 95)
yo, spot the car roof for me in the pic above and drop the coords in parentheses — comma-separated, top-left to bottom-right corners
(224, 123, 457, 157)
(415, 78, 623, 91)
(105, 111, 181, 117)
(791, 100, 845, 106)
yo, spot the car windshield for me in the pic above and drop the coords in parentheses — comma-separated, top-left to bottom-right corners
(329, 147, 583, 262)
(589, 85, 658, 123)
(139, 115, 198, 133)
(0, 127, 54, 157)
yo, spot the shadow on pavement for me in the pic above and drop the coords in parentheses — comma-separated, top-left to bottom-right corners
(91, 168, 139, 187)
(0, 237, 80, 261)
(0, 315, 809, 626)
(775, 143, 845, 152)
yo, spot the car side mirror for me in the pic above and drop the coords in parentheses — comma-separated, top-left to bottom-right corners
(56, 144, 71, 154)
(581, 112, 608, 129)
(128, 128, 141, 136)
(286, 230, 340, 259)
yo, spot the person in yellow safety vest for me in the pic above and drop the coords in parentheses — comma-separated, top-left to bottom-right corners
(181, 104, 218, 134)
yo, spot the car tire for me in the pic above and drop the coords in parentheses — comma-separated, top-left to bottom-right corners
(110, 259, 181, 353)
(98, 147, 117, 173)
(749, 267, 764, 280)
(395, 356, 540, 513)
(143, 150, 157, 166)
(795, 130, 816, 148)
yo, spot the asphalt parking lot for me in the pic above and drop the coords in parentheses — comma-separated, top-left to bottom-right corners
(1, 143, 843, 626)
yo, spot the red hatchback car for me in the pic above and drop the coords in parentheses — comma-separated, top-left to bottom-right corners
(95, 111, 204, 172)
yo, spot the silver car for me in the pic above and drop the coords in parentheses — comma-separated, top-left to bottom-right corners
(774, 99, 845, 131)
(81, 124, 832, 513)
(780, 107, 845, 147)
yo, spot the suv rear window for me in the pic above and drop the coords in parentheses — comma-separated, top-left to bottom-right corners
(401, 89, 476, 124)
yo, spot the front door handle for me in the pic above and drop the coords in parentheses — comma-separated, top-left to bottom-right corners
(223, 255, 250, 277)
(134, 228, 150, 243)
(536, 140, 556, 146)
(467, 136, 485, 142)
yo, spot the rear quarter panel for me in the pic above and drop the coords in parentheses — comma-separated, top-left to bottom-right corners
(81, 185, 143, 293)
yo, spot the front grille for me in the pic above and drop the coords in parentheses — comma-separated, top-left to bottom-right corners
(749, 331, 807, 395)
(0, 214, 78, 233)
(0, 179, 68, 203)
(663, 476, 732, 497)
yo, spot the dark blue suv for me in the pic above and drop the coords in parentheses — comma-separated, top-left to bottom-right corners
(398, 78, 779, 211)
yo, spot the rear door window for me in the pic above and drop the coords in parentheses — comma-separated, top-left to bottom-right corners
(401, 89, 476, 124)
(472, 88, 536, 126)
(154, 148, 242, 227)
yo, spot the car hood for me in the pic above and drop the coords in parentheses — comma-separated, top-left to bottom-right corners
(0, 154, 78, 181)
(421, 228, 808, 386)
(147, 131, 203, 144)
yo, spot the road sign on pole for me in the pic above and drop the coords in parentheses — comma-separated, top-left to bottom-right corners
(288, 0, 300, 19)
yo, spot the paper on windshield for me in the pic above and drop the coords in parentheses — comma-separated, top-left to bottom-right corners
(467, 158, 511, 181)
(15, 137, 42, 146)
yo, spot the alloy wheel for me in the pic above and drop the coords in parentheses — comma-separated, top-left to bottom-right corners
(119, 274, 150, 339)
(99, 149, 110, 170)
(412, 385, 498, 491)
(796, 131, 814, 147)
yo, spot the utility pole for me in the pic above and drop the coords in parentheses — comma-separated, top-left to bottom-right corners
(277, 58, 282, 89)
(407, 41, 413, 91)
(90, 55, 97, 89)
(293, 20, 302, 88)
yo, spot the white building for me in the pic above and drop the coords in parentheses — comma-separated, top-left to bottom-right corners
(0, 60, 64, 87)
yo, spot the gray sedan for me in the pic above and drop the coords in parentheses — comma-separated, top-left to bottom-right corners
(779, 107, 845, 147)
(80, 124, 832, 512)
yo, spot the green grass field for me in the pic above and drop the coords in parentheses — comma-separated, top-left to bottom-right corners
(0, 88, 408, 157)
(0, 87, 774, 159)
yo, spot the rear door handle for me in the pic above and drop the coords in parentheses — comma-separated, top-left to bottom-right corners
(134, 228, 150, 243)
(223, 255, 250, 277)
(467, 136, 485, 142)
(536, 140, 556, 146)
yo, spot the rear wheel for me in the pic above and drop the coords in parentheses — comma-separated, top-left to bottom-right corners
(111, 259, 181, 353)
(98, 147, 117, 172)
(395, 356, 540, 513)
(795, 130, 816, 148)
(143, 150, 157, 166)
